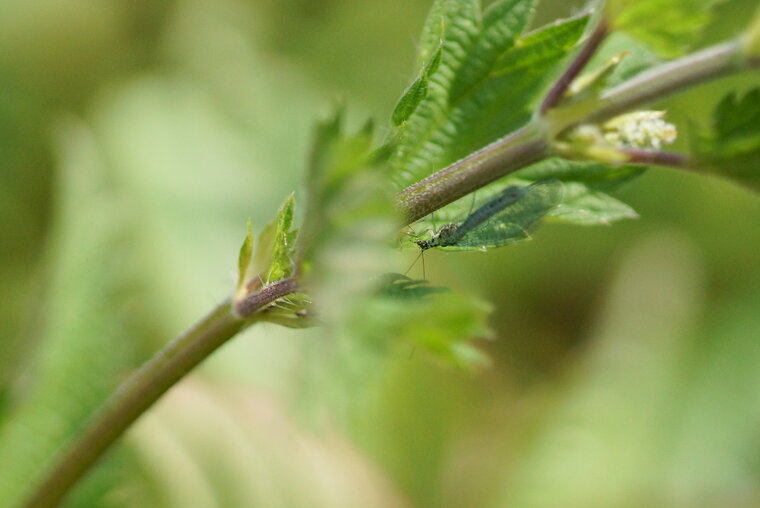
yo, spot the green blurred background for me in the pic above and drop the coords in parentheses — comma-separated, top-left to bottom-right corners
(1, 0, 760, 506)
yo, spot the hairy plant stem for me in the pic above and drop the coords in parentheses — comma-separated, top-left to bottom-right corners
(397, 38, 757, 225)
(397, 122, 550, 224)
(589, 40, 750, 123)
(23, 279, 297, 508)
(24, 33, 760, 508)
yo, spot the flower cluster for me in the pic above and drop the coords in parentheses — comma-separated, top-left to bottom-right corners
(602, 111, 677, 150)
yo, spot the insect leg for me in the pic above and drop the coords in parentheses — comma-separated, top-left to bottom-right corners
(404, 250, 423, 276)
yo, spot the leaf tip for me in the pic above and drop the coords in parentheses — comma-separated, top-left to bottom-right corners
(391, 77, 429, 127)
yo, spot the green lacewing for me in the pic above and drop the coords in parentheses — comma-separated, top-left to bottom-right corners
(416, 179, 563, 251)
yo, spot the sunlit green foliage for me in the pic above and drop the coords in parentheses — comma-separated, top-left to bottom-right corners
(235, 194, 311, 327)
(260, 194, 298, 283)
(391, 44, 442, 127)
(237, 193, 298, 295)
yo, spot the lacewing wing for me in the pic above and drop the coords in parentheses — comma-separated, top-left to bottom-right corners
(416, 179, 563, 251)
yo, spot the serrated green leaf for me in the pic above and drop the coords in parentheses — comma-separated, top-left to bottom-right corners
(294, 113, 404, 428)
(608, 0, 724, 58)
(448, 0, 533, 101)
(391, 10, 588, 189)
(424, 43, 443, 76)
(492, 14, 590, 75)
(350, 289, 492, 371)
(392, 77, 430, 127)
(242, 199, 305, 324)
(695, 88, 760, 188)
(236, 219, 254, 292)
(416, 0, 480, 67)
(512, 158, 642, 225)
(711, 89, 760, 144)
(265, 193, 297, 283)
(240, 193, 298, 294)
(300, 109, 400, 325)
(302, 109, 377, 214)
(551, 184, 639, 224)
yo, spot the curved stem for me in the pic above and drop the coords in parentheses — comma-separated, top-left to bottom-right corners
(23, 279, 297, 508)
(588, 39, 749, 123)
(397, 122, 550, 224)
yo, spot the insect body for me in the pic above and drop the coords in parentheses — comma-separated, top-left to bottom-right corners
(415, 222, 459, 250)
(415, 179, 563, 251)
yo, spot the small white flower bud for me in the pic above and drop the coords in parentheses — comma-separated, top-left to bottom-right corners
(602, 111, 678, 150)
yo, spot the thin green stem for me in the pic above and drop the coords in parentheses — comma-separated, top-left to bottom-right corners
(588, 39, 750, 124)
(540, 17, 609, 114)
(23, 279, 297, 508)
